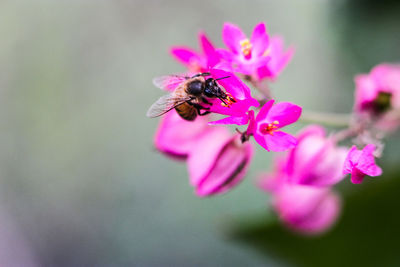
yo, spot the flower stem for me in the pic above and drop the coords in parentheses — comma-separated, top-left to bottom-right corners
(300, 111, 352, 127)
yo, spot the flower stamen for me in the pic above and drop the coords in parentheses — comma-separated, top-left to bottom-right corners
(240, 39, 252, 58)
(221, 92, 237, 107)
(259, 120, 279, 135)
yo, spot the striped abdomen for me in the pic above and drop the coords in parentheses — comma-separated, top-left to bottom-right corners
(175, 102, 197, 121)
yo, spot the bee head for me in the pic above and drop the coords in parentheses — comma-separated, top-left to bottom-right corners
(204, 78, 225, 98)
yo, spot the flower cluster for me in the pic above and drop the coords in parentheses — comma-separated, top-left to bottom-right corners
(258, 125, 347, 234)
(149, 22, 399, 235)
(153, 22, 298, 198)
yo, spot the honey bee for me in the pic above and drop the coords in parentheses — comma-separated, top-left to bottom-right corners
(147, 72, 236, 121)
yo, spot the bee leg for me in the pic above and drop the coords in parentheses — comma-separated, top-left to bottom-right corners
(201, 97, 211, 105)
(188, 102, 210, 116)
(195, 105, 210, 116)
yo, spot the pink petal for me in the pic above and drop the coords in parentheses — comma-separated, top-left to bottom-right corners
(343, 146, 358, 175)
(256, 36, 294, 81)
(222, 22, 246, 55)
(250, 22, 269, 57)
(351, 169, 365, 184)
(301, 145, 348, 186)
(215, 48, 235, 62)
(246, 110, 256, 135)
(187, 128, 230, 187)
(357, 144, 383, 177)
(254, 130, 297, 152)
(170, 47, 201, 66)
(253, 131, 270, 151)
(213, 60, 234, 73)
(208, 97, 258, 117)
(196, 136, 253, 196)
(208, 115, 249, 126)
(188, 130, 253, 197)
(255, 99, 274, 122)
(256, 65, 272, 81)
(295, 124, 326, 141)
(275, 46, 294, 75)
(265, 102, 302, 128)
(198, 31, 220, 68)
(264, 131, 297, 152)
(258, 157, 288, 193)
(274, 185, 341, 235)
(155, 110, 209, 158)
(210, 69, 251, 99)
(233, 55, 271, 76)
(198, 31, 215, 56)
(286, 126, 347, 187)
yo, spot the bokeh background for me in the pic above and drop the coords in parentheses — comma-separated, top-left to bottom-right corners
(1, 0, 400, 266)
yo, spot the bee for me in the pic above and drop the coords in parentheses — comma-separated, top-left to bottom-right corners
(147, 72, 236, 121)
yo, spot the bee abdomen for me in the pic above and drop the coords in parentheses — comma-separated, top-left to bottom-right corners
(175, 102, 197, 121)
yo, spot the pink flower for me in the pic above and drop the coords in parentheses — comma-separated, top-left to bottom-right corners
(256, 36, 294, 81)
(218, 22, 270, 75)
(170, 32, 220, 73)
(355, 63, 400, 115)
(207, 69, 259, 117)
(188, 127, 254, 197)
(154, 109, 210, 159)
(248, 100, 301, 151)
(259, 167, 341, 235)
(343, 144, 383, 184)
(210, 100, 302, 151)
(285, 125, 348, 187)
(272, 184, 341, 235)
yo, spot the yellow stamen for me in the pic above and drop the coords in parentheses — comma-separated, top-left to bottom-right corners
(220, 92, 237, 108)
(240, 39, 252, 57)
(260, 120, 279, 135)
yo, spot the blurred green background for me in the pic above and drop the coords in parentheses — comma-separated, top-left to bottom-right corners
(1, 0, 400, 266)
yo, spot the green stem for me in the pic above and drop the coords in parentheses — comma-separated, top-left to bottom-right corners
(300, 111, 352, 127)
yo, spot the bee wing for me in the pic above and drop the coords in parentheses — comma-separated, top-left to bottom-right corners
(152, 74, 190, 91)
(146, 94, 192, 118)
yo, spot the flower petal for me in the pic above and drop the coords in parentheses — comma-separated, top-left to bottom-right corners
(256, 36, 294, 81)
(222, 22, 247, 55)
(195, 136, 253, 196)
(351, 169, 366, 184)
(187, 128, 230, 187)
(198, 31, 215, 56)
(250, 22, 269, 57)
(155, 110, 209, 158)
(208, 115, 249, 126)
(265, 102, 302, 128)
(255, 99, 274, 122)
(357, 144, 383, 177)
(198, 31, 220, 68)
(264, 131, 297, 152)
(210, 69, 251, 99)
(188, 130, 253, 197)
(343, 146, 358, 175)
(170, 47, 200, 66)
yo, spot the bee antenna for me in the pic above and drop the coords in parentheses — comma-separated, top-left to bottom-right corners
(216, 76, 230, 81)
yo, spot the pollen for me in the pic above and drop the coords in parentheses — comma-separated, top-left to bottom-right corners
(259, 120, 279, 135)
(220, 92, 237, 107)
(240, 39, 252, 57)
